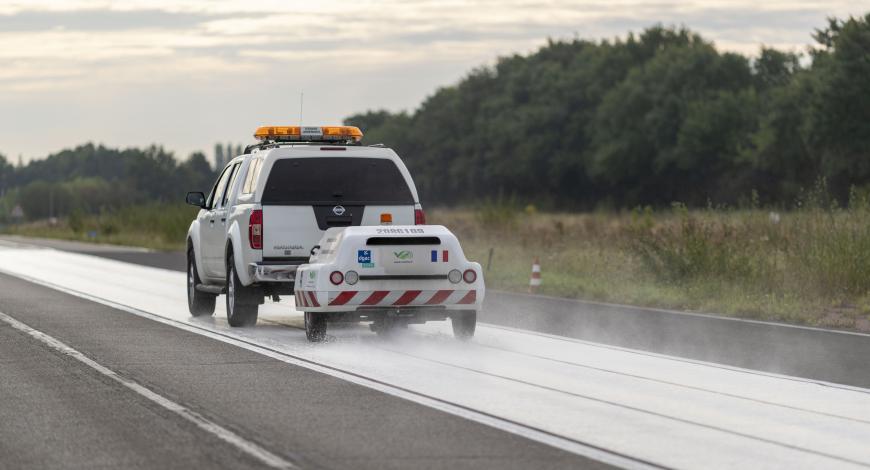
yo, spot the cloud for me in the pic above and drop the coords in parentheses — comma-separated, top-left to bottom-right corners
(0, 8, 230, 31)
(0, 0, 866, 161)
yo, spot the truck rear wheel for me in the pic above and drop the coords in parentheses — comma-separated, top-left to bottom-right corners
(187, 248, 216, 317)
(304, 312, 327, 342)
(226, 253, 258, 327)
(451, 310, 476, 340)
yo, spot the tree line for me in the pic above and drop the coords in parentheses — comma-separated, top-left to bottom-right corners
(346, 15, 870, 209)
(1, 15, 868, 221)
(0, 144, 216, 221)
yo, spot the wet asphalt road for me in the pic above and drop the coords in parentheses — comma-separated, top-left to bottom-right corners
(0, 271, 603, 470)
(3, 235, 870, 470)
(0, 236, 608, 470)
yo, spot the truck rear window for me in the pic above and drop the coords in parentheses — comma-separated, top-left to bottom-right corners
(261, 157, 415, 205)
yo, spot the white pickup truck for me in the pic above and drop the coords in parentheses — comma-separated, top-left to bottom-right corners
(185, 125, 427, 328)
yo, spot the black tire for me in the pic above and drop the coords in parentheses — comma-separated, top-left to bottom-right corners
(187, 248, 216, 317)
(304, 312, 328, 342)
(226, 253, 258, 327)
(452, 310, 477, 340)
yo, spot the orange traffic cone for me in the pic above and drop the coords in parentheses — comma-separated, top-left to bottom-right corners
(529, 257, 541, 293)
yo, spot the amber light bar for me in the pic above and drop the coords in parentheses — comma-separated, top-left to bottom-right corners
(254, 125, 363, 143)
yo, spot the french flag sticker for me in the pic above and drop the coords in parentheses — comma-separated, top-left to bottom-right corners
(430, 250, 449, 262)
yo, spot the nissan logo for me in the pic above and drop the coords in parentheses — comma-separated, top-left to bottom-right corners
(332, 205, 346, 216)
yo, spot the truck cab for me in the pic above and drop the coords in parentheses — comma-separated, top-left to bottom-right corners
(185, 125, 425, 327)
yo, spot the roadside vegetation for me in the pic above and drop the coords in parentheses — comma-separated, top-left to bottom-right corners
(3, 203, 197, 251)
(433, 192, 870, 331)
(6, 189, 870, 330)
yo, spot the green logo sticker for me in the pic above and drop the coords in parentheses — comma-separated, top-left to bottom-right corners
(393, 250, 413, 263)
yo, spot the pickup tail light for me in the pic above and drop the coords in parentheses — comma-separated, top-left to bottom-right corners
(249, 209, 263, 249)
(415, 208, 426, 225)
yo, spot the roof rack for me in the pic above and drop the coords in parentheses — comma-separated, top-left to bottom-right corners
(243, 141, 364, 154)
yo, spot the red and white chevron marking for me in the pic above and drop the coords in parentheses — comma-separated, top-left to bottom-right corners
(295, 289, 477, 308)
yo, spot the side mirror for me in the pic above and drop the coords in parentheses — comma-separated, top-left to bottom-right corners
(186, 191, 206, 208)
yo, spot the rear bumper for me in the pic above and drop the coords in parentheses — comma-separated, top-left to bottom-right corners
(294, 288, 482, 312)
(320, 307, 454, 324)
(248, 263, 299, 282)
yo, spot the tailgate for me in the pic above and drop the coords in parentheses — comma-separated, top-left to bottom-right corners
(262, 206, 322, 259)
(262, 204, 415, 259)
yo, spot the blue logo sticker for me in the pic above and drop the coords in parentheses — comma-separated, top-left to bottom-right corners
(358, 250, 372, 264)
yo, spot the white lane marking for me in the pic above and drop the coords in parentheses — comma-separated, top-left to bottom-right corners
(0, 267, 660, 470)
(0, 238, 46, 249)
(0, 236, 152, 253)
(0, 310, 298, 470)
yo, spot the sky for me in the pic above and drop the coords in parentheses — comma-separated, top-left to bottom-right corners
(0, 0, 867, 165)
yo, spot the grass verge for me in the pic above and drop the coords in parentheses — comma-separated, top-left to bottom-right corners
(4, 202, 870, 330)
(2, 203, 196, 251)
(429, 205, 870, 331)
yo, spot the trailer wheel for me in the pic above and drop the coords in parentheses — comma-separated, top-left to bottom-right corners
(452, 310, 476, 340)
(226, 253, 258, 327)
(305, 312, 327, 342)
(187, 248, 215, 316)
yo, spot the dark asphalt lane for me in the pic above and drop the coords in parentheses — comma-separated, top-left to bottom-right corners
(0, 316, 262, 470)
(13, 235, 869, 390)
(0, 272, 607, 470)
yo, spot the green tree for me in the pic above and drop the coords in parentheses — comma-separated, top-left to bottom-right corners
(179, 152, 217, 192)
(807, 14, 870, 199)
(753, 47, 801, 90)
(588, 39, 755, 205)
(0, 153, 11, 195)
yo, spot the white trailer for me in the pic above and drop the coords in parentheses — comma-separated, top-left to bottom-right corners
(294, 225, 484, 341)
